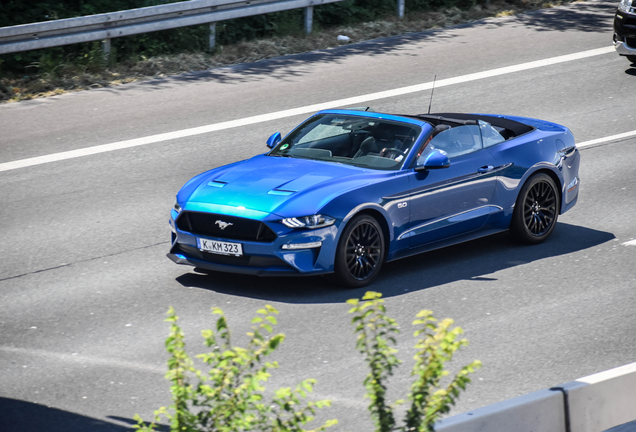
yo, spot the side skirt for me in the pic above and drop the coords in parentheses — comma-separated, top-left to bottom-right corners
(387, 227, 509, 263)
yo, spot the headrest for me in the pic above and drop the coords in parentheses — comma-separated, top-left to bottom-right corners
(375, 128, 395, 142)
(433, 124, 451, 136)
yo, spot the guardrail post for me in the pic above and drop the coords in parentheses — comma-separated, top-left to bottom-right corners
(397, 0, 405, 18)
(102, 38, 111, 64)
(305, 6, 313, 34)
(209, 22, 216, 51)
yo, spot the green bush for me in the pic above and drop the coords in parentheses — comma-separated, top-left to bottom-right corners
(134, 305, 337, 432)
(137, 292, 480, 432)
(348, 292, 482, 432)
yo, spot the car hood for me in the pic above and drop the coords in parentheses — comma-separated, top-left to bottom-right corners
(181, 154, 385, 218)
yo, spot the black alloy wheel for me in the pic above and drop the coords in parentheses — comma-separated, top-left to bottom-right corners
(333, 214, 385, 288)
(511, 173, 560, 244)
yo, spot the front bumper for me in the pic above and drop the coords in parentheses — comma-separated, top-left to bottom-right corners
(614, 39, 636, 56)
(168, 208, 339, 276)
(614, 9, 636, 56)
(167, 249, 330, 276)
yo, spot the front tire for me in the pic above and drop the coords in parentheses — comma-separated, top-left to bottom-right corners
(627, 55, 636, 64)
(510, 173, 560, 244)
(333, 214, 385, 288)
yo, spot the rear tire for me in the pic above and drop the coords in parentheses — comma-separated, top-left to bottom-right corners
(333, 214, 385, 288)
(510, 173, 560, 245)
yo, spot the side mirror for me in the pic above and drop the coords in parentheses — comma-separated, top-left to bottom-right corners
(415, 149, 450, 172)
(266, 132, 282, 149)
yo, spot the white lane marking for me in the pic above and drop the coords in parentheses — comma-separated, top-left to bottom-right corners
(0, 46, 615, 173)
(0, 345, 164, 374)
(623, 239, 636, 246)
(0, 345, 367, 407)
(577, 130, 636, 148)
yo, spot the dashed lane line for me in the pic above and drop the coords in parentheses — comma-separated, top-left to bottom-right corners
(576, 130, 636, 149)
(0, 346, 165, 374)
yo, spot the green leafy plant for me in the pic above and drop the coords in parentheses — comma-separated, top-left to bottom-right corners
(137, 292, 479, 432)
(135, 305, 337, 432)
(347, 291, 481, 432)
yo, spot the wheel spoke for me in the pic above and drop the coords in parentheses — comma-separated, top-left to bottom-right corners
(345, 221, 381, 280)
(524, 180, 557, 236)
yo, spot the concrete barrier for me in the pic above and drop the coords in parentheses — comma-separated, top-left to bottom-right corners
(434, 362, 636, 432)
(561, 362, 636, 432)
(435, 388, 566, 432)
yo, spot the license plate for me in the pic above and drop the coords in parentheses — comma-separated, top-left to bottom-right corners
(197, 238, 243, 256)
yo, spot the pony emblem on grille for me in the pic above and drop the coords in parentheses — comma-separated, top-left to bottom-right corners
(215, 220, 233, 230)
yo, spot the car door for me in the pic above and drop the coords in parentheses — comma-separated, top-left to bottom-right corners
(405, 125, 499, 248)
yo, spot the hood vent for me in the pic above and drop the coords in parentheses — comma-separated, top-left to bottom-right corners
(268, 188, 296, 196)
(208, 180, 228, 188)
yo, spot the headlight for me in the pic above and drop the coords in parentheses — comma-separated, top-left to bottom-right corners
(619, 0, 633, 13)
(281, 214, 335, 229)
(173, 199, 182, 213)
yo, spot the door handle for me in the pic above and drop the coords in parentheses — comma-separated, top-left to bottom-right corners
(477, 165, 494, 174)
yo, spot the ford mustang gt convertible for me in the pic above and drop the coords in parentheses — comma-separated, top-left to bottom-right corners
(168, 109, 580, 287)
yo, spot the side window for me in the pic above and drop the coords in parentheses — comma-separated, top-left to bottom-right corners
(428, 125, 483, 158)
(478, 120, 506, 148)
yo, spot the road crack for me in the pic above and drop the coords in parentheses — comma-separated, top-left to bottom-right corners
(0, 241, 171, 282)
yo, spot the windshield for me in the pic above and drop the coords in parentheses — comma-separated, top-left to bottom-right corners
(269, 114, 422, 170)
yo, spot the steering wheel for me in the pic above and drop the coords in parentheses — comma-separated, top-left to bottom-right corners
(379, 148, 406, 160)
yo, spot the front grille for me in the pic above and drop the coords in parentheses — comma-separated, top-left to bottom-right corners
(173, 244, 286, 268)
(176, 211, 277, 242)
(624, 15, 636, 26)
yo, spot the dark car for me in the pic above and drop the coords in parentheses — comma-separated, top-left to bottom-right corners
(614, 0, 636, 63)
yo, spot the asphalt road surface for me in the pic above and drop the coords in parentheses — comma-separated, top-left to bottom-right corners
(1, 0, 635, 430)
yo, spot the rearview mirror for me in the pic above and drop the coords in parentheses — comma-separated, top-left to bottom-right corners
(415, 149, 450, 172)
(266, 132, 282, 148)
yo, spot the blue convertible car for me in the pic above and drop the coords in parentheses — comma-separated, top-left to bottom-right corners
(168, 109, 580, 287)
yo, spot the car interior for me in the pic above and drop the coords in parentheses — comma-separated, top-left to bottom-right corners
(275, 112, 535, 169)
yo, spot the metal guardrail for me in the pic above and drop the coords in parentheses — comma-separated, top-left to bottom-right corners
(0, 0, 407, 56)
